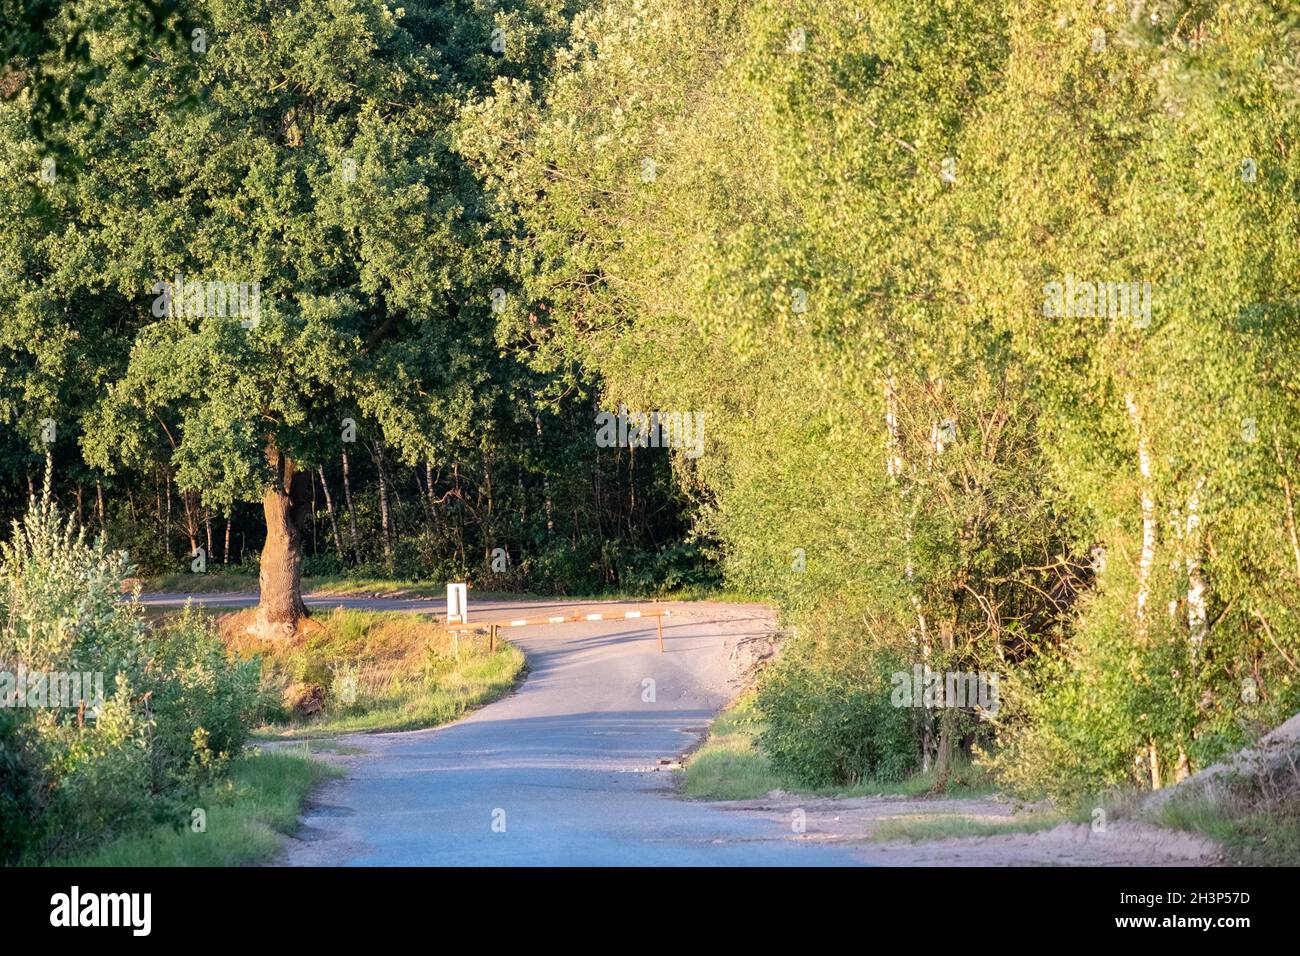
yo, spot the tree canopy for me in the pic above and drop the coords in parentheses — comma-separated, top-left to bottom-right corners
(464, 0, 1300, 791)
(3, 0, 1299, 795)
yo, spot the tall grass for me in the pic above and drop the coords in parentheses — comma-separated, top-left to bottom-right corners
(54, 753, 336, 866)
(223, 607, 525, 738)
(1149, 766, 1300, 866)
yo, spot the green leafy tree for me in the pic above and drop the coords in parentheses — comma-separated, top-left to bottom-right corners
(468, 0, 1300, 791)
(2, 0, 572, 633)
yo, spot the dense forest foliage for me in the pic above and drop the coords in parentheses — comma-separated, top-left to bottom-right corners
(3, 0, 1300, 825)
(0, 0, 713, 615)
(464, 0, 1300, 795)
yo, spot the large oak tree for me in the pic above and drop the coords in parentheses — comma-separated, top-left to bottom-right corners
(1, 0, 575, 635)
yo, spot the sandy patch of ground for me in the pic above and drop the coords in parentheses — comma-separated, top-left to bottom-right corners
(707, 791, 1224, 866)
(861, 820, 1222, 866)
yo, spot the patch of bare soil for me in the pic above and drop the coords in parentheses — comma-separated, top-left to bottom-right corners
(709, 791, 1224, 866)
(861, 820, 1222, 866)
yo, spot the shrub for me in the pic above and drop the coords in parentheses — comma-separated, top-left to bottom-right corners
(616, 539, 721, 595)
(0, 495, 259, 861)
(0, 706, 43, 863)
(137, 604, 263, 791)
(987, 568, 1288, 801)
(757, 623, 920, 787)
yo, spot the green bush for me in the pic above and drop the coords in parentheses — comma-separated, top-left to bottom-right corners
(0, 496, 260, 862)
(989, 564, 1299, 800)
(33, 682, 155, 855)
(137, 604, 263, 791)
(616, 540, 721, 595)
(757, 626, 920, 787)
(104, 517, 177, 577)
(521, 537, 608, 594)
(0, 706, 43, 862)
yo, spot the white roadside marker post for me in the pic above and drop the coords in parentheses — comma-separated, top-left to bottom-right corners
(447, 582, 468, 657)
(447, 582, 468, 623)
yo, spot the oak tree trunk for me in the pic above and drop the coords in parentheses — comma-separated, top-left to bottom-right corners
(252, 446, 311, 639)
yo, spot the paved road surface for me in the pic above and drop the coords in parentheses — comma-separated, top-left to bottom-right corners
(145, 592, 867, 866)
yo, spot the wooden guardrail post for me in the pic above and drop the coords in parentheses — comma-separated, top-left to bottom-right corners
(656, 614, 664, 653)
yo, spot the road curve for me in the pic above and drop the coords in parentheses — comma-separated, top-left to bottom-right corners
(143, 592, 866, 866)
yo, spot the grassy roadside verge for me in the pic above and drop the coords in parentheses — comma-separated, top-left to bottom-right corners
(874, 775, 1300, 860)
(688, 695, 1299, 863)
(224, 607, 526, 738)
(863, 751, 1300, 861)
(53, 608, 524, 866)
(869, 813, 1069, 842)
(1146, 770, 1300, 866)
(53, 752, 337, 866)
(682, 695, 1117, 846)
(681, 694, 996, 801)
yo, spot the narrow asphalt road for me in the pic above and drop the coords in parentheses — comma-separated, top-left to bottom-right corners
(143, 592, 866, 866)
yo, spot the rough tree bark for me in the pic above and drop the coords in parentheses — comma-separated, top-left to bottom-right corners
(1177, 475, 1209, 784)
(251, 445, 311, 639)
(372, 440, 393, 565)
(887, 374, 935, 771)
(530, 392, 555, 537)
(1272, 432, 1300, 582)
(1184, 476, 1209, 658)
(181, 488, 199, 555)
(163, 469, 171, 555)
(421, 459, 437, 538)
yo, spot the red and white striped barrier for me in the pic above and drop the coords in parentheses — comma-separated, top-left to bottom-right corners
(446, 607, 672, 652)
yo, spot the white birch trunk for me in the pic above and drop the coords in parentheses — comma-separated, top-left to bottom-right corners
(888, 374, 931, 771)
(1184, 475, 1208, 659)
(1124, 394, 1156, 644)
